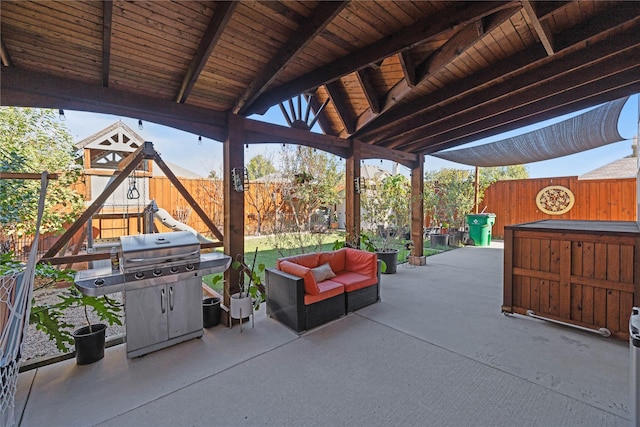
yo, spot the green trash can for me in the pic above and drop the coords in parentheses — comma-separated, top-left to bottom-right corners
(466, 213, 496, 246)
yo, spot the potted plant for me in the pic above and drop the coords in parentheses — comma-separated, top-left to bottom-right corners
(330, 211, 339, 229)
(60, 287, 122, 365)
(230, 248, 266, 318)
(0, 253, 122, 364)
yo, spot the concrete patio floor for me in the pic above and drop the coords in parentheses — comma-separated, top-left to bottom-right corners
(14, 241, 631, 426)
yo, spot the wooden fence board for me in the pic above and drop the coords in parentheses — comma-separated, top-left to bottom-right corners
(582, 285, 594, 324)
(482, 177, 636, 238)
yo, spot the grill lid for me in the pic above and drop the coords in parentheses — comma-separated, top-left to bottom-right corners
(120, 231, 200, 271)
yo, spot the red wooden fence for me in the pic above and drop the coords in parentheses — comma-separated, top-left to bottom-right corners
(480, 177, 637, 238)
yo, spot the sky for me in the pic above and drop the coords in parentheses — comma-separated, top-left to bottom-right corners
(62, 94, 638, 179)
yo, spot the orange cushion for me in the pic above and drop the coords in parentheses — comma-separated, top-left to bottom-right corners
(304, 279, 344, 305)
(278, 253, 320, 269)
(319, 248, 346, 273)
(332, 272, 378, 292)
(278, 260, 320, 295)
(344, 248, 377, 277)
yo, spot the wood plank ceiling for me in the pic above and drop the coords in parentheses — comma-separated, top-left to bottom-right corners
(1, 1, 639, 166)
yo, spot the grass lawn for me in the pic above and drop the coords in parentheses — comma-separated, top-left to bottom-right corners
(203, 232, 455, 293)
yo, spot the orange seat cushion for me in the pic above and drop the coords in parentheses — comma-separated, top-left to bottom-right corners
(277, 253, 320, 269)
(319, 248, 346, 273)
(332, 272, 378, 292)
(344, 248, 378, 277)
(304, 279, 344, 305)
(278, 260, 320, 295)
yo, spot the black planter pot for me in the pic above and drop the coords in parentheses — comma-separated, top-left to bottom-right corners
(430, 234, 449, 248)
(376, 249, 399, 274)
(203, 297, 221, 328)
(73, 323, 106, 365)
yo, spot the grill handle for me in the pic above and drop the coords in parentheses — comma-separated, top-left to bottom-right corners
(161, 288, 166, 313)
(169, 286, 174, 311)
(126, 250, 199, 264)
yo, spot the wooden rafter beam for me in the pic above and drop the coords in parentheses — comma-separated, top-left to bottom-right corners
(0, 37, 14, 67)
(175, 1, 237, 104)
(325, 80, 356, 135)
(396, 54, 640, 154)
(1, 68, 228, 142)
(420, 69, 640, 155)
(349, 6, 521, 139)
(235, 1, 348, 115)
(306, 93, 336, 135)
(359, 142, 418, 168)
(102, 0, 113, 87)
(243, 117, 350, 159)
(534, 1, 573, 19)
(522, 0, 554, 55)
(355, 3, 640, 144)
(356, 68, 381, 114)
(245, 1, 517, 115)
(398, 52, 417, 87)
(379, 24, 640, 150)
(308, 100, 329, 130)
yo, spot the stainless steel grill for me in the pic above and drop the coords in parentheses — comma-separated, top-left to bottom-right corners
(75, 231, 230, 358)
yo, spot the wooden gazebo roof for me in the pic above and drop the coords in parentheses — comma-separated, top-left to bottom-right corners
(2, 1, 639, 166)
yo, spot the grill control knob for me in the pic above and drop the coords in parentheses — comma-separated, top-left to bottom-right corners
(170, 267, 179, 274)
(153, 269, 162, 277)
(94, 279, 105, 287)
(186, 264, 195, 271)
(135, 272, 145, 280)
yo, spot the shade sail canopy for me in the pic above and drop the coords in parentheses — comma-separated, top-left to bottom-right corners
(431, 97, 629, 167)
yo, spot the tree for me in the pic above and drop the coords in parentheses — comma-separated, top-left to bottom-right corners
(244, 181, 279, 235)
(424, 165, 529, 230)
(246, 154, 276, 180)
(424, 169, 475, 230)
(0, 107, 84, 245)
(361, 173, 411, 250)
(480, 165, 529, 186)
(266, 145, 343, 256)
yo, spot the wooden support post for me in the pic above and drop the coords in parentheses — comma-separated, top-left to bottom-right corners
(409, 157, 426, 265)
(345, 140, 361, 245)
(224, 114, 245, 324)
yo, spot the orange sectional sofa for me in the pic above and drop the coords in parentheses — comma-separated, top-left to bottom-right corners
(265, 248, 381, 332)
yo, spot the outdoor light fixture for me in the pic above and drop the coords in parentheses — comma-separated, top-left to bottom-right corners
(198, 136, 202, 145)
(58, 109, 66, 121)
(231, 167, 248, 192)
(354, 177, 365, 194)
(138, 119, 143, 130)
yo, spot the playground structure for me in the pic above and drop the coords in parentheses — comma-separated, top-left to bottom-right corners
(40, 141, 224, 268)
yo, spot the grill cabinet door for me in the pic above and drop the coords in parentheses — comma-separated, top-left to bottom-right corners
(125, 284, 169, 352)
(167, 276, 203, 339)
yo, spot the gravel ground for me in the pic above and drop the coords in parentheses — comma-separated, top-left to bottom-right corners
(22, 287, 125, 361)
